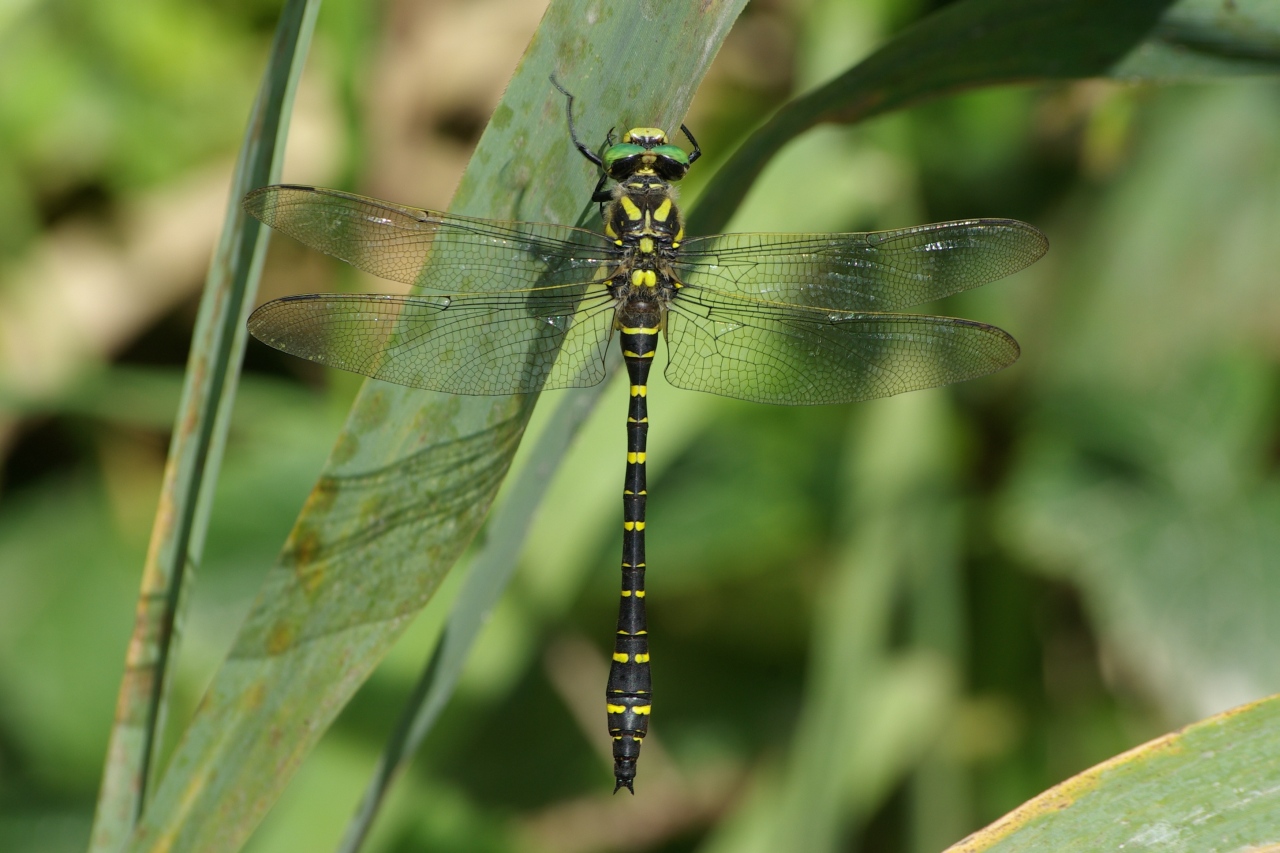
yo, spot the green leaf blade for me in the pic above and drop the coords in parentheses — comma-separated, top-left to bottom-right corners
(89, 2, 321, 850)
(947, 695, 1280, 852)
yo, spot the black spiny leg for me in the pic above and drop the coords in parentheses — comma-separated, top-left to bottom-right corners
(607, 328, 657, 793)
(552, 76, 615, 204)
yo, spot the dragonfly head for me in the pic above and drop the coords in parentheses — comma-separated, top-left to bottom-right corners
(603, 127, 692, 183)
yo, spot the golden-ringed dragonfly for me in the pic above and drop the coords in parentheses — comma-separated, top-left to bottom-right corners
(243, 81, 1047, 794)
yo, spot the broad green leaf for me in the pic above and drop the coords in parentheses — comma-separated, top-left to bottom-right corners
(945, 694, 1280, 852)
(126, 2, 746, 851)
(90, 3, 320, 851)
(688, 0, 1280, 235)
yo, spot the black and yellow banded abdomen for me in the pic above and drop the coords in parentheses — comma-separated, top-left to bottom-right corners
(607, 322, 659, 792)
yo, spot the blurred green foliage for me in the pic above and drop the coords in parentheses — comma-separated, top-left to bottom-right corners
(1, 0, 1278, 851)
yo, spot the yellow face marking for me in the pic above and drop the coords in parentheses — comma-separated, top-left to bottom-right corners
(620, 196, 642, 221)
(653, 198, 672, 222)
(606, 703, 627, 714)
(612, 652, 630, 663)
(639, 236, 654, 254)
(626, 127, 668, 142)
(629, 384, 648, 397)
(632, 705, 652, 715)
(635, 653, 650, 663)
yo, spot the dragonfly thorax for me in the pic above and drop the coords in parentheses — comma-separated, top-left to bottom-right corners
(602, 182, 686, 257)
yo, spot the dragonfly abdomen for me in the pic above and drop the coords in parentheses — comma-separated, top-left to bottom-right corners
(607, 314, 659, 793)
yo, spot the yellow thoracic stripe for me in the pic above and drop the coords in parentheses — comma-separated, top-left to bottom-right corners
(653, 197, 672, 222)
(620, 196, 642, 220)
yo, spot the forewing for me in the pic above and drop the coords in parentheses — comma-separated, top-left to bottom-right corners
(674, 219, 1047, 312)
(248, 285, 617, 395)
(243, 185, 615, 293)
(663, 287, 1020, 405)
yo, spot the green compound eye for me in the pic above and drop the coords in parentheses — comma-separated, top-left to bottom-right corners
(603, 143, 646, 169)
(651, 144, 690, 167)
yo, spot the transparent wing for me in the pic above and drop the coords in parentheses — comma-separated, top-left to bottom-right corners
(674, 219, 1047, 312)
(244, 185, 616, 293)
(663, 286, 1020, 405)
(248, 284, 617, 395)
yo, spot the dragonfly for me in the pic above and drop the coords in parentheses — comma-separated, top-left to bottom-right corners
(243, 81, 1047, 793)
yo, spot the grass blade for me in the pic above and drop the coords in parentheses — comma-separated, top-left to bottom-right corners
(946, 694, 1280, 852)
(89, 3, 321, 850)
